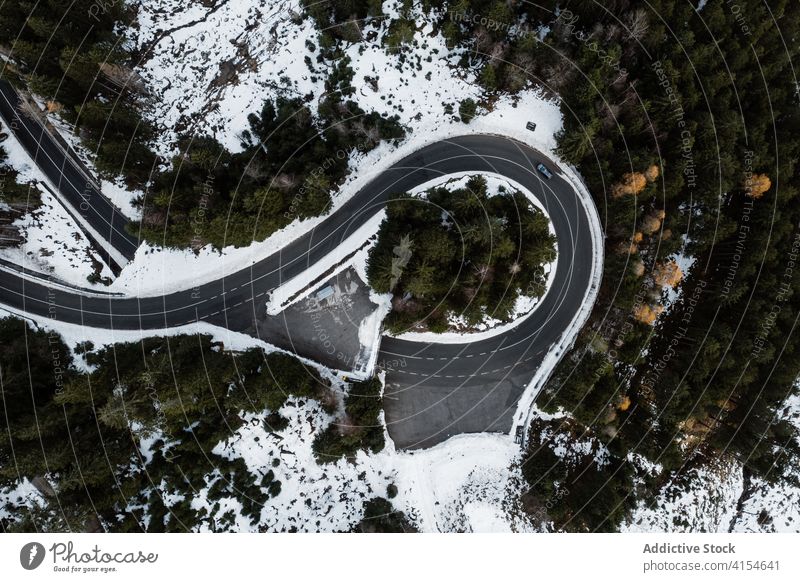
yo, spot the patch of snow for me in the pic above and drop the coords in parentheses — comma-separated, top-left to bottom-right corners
(462, 503, 512, 532)
(0, 188, 115, 288)
(662, 240, 696, 308)
(732, 473, 800, 532)
(529, 409, 611, 468)
(195, 397, 386, 532)
(623, 457, 744, 533)
(390, 433, 534, 532)
(100, 179, 143, 221)
(1, 119, 49, 185)
(0, 478, 44, 521)
(354, 289, 392, 377)
(343, 5, 478, 132)
(129, 0, 327, 155)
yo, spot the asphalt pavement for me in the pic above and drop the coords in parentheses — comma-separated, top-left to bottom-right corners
(0, 133, 599, 450)
(0, 79, 138, 272)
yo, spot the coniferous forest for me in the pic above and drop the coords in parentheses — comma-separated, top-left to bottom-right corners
(311, 0, 800, 529)
(424, 0, 800, 530)
(0, 3, 405, 249)
(0, 317, 340, 531)
(314, 0, 800, 531)
(367, 176, 556, 333)
(1, 0, 799, 534)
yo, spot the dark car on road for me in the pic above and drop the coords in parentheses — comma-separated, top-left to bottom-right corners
(536, 162, 553, 179)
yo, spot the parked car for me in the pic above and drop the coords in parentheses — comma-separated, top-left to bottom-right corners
(536, 162, 553, 179)
(526, 121, 537, 131)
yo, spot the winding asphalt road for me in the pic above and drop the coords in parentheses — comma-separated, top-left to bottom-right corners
(0, 118, 599, 449)
(0, 80, 137, 273)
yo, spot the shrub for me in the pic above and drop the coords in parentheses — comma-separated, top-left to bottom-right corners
(458, 98, 478, 123)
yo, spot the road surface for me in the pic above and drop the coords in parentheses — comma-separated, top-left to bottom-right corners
(0, 79, 138, 272)
(0, 132, 600, 450)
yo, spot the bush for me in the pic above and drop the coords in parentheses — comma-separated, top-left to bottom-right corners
(313, 377, 385, 463)
(458, 98, 478, 123)
(354, 497, 416, 533)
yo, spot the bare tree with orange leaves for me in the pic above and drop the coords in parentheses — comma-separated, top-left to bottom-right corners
(653, 260, 683, 288)
(743, 173, 771, 198)
(634, 303, 664, 325)
(611, 172, 647, 198)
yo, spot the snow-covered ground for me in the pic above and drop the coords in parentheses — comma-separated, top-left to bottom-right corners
(390, 433, 534, 532)
(0, 305, 537, 532)
(0, 478, 43, 522)
(200, 402, 533, 532)
(623, 455, 799, 533)
(623, 457, 745, 533)
(733, 473, 800, 532)
(127, 1, 479, 156)
(106, 0, 567, 298)
(0, 188, 116, 287)
(704, 393, 800, 533)
(100, 178, 143, 221)
(129, 0, 326, 156)
(623, 394, 800, 533)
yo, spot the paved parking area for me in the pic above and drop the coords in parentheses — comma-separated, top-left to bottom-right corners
(254, 268, 377, 372)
